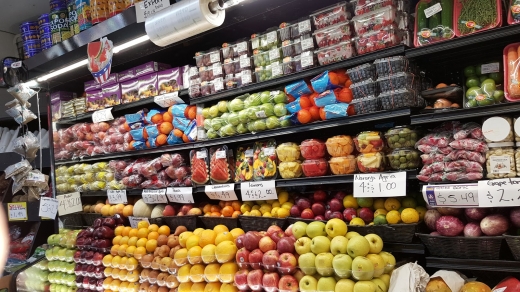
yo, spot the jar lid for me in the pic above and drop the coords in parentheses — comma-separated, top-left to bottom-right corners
(515, 118, 520, 138)
(516, 142, 520, 147)
(482, 117, 512, 142)
(488, 142, 515, 147)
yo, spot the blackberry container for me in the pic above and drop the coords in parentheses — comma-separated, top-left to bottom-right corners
(379, 88, 424, 110)
(223, 57, 252, 75)
(221, 40, 251, 59)
(376, 72, 419, 92)
(347, 63, 376, 83)
(281, 52, 317, 74)
(373, 56, 411, 76)
(278, 18, 313, 41)
(351, 79, 378, 99)
(351, 96, 381, 114)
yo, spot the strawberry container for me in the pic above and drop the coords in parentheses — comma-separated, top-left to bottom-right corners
(377, 72, 419, 92)
(347, 63, 376, 83)
(352, 6, 398, 36)
(354, 27, 401, 55)
(194, 48, 222, 67)
(221, 39, 251, 59)
(300, 139, 327, 159)
(352, 95, 381, 114)
(198, 64, 223, 82)
(310, 1, 351, 30)
(302, 159, 329, 177)
(315, 41, 356, 66)
(313, 22, 353, 48)
(351, 79, 379, 99)
(357, 152, 386, 172)
(354, 0, 395, 15)
(379, 88, 425, 110)
(454, 0, 502, 37)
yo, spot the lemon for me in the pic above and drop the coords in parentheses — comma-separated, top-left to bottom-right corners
(271, 201, 281, 208)
(373, 198, 386, 210)
(386, 210, 401, 224)
(416, 206, 427, 220)
(401, 208, 419, 223)
(349, 218, 365, 226)
(263, 212, 273, 217)
(384, 198, 401, 211)
(252, 205, 260, 210)
(249, 210, 261, 216)
(277, 208, 290, 218)
(281, 202, 294, 210)
(240, 204, 251, 213)
(374, 209, 388, 217)
(271, 207, 280, 218)
(278, 191, 289, 204)
(343, 195, 358, 209)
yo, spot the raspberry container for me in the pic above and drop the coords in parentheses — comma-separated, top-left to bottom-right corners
(351, 79, 379, 99)
(194, 48, 222, 67)
(302, 159, 329, 177)
(354, 0, 396, 15)
(223, 57, 252, 75)
(352, 6, 398, 36)
(221, 40, 251, 59)
(313, 22, 353, 48)
(310, 1, 351, 30)
(374, 56, 411, 76)
(253, 48, 283, 67)
(198, 64, 223, 82)
(200, 79, 224, 96)
(352, 96, 381, 114)
(315, 41, 356, 65)
(355, 27, 401, 55)
(379, 88, 424, 110)
(376, 72, 419, 92)
(347, 63, 376, 83)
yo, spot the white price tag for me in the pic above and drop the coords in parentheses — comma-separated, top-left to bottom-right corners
(197, 150, 207, 159)
(264, 147, 275, 156)
(142, 189, 168, 204)
(213, 64, 222, 75)
(136, 0, 170, 23)
(216, 150, 227, 159)
(272, 64, 282, 77)
(481, 62, 500, 74)
(241, 71, 252, 84)
(269, 49, 280, 60)
(241, 181, 278, 201)
(240, 57, 250, 69)
(424, 2, 442, 18)
(301, 38, 314, 51)
(251, 39, 259, 50)
(107, 190, 128, 204)
(11, 61, 22, 69)
(478, 178, 520, 207)
(166, 187, 194, 203)
(245, 149, 254, 157)
(39, 197, 59, 219)
(301, 55, 314, 68)
(8, 202, 27, 221)
(236, 42, 247, 53)
(57, 192, 83, 216)
(214, 78, 224, 91)
(266, 31, 277, 44)
(189, 67, 199, 77)
(128, 216, 149, 228)
(210, 52, 220, 64)
(298, 20, 311, 33)
(422, 184, 479, 207)
(92, 108, 114, 123)
(154, 92, 183, 108)
(28, 172, 45, 182)
(354, 172, 407, 198)
(205, 184, 238, 201)
(255, 110, 267, 118)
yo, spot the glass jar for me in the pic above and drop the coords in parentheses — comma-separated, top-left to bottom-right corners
(329, 156, 357, 174)
(385, 125, 419, 148)
(482, 116, 514, 143)
(486, 142, 516, 179)
(357, 152, 386, 173)
(387, 148, 420, 170)
(354, 131, 385, 153)
(326, 135, 354, 157)
(279, 161, 303, 179)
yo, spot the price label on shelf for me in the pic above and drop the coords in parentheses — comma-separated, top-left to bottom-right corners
(481, 62, 500, 74)
(11, 61, 22, 69)
(128, 216, 150, 228)
(8, 202, 27, 221)
(298, 20, 311, 33)
(240, 57, 250, 69)
(477, 178, 520, 207)
(269, 48, 280, 60)
(92, 108, 114, 123)
(251, 39, 259, 50)
(107, 190, 128, 204)
(240, 181, 277, 201)
(205, 184, 238, 201)
(210, 52, 220, 64)
(154, 92, 183, 108)
(166, 187, 194, 203)
(142, 189, 168, 204)
(236, 41, 247, 53)
(301, 38, 314, 51)
(39, 197, 59, 219)
(422, 184, 479, 207)
(272, 64, 282, 77)
(57, 192, 83, 216)
(136, 0, 170, 23)
(353, 172, 407, 198)
(266, 31, 277, 44)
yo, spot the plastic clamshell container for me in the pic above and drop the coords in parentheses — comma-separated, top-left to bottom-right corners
(329, 155, 357, 174)
(355, 27, 401, 55)
(300, 139, 327, 159)
(255, 65, 283, 82)
(302, 158, 329, 177)
(221, 40, 251, 59)
(413, 0, 455, 47)
(387, 148, 421, 170)
(198, 64, 223, 82)
(357, 151, 386, 172)
(385, 126, 419, 148)
(377, 72, 419, 92)
(352, 95, 381, 114)
(209, 145, 233, 184)
(250, 30, 280, 52)
(253, 139, 278, 181)
(352, 6, 398, 36)
(504, 43, 520, 101)
(509, 0, 520, 24)
(235, 144, 255, 182)
(453, 0, 502, 37)
(279, 161, 303, 178)
(315, 41, 356, 65)
(326, 135, 355, 157)
(281, 40, 304, 58)
(351, 79, 379, 99)
(279, 18, 313, 41)
(253, 48, 283, 67)
(313, 21, 353, 48)
(374, 56, 411, 77)
(310, 1, 350, 30)
(200, 79, 225, 96)
(354, 131, 385, 153)
(194, 48, 222, 67)
(380, 88, 422, 110)
(276, 142, 301, 162)
(354, 0, 395, 15)
(347, 63, 376, 83)
(282, 52, 317, 74)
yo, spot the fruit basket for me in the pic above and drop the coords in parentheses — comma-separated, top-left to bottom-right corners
(417, 233, 503, 259)
(199, 216, 239, 230)
(504, 235, 520, 260)
(61, 213, 84, 227)
(238, 215, 287, 232)
(81, 213, 102, 226)
(151, 215, 199, 231)
(349, 223, 423, 243)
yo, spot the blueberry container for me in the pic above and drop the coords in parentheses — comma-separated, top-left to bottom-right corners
(373, 56, 411, 77)
(379, 88, 423, 110)
(377, 72, 419, 92)
(351, 79, 378, 99)
(351, 96, 381, 114)
(347, 63, 376, 83)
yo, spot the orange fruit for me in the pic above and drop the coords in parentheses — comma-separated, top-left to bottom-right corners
(345, 79, 353, 87)
(146, 239, 158, 253)
(163, 111, 173, 123)
(134, 246, 146, 259)
(213, 225, 229, 234)
(148, 224, 159, 232)
(114, 226, 124, 237)
(319, 107, 327, 120)
(126, 141, 135, 151)
(156, 134, 167, 146)
(347, 104, 355, 116)
(210, 206, 221, 213)
(436, 83, 448, 88)
(309, 92, 319, 107)
(187, 106, 196, 120)
(232, 211, 241, 218)
(123, 205, 133, 217)
(158, 225, 170, 236)
(148, 231, 159, 240)
(221, 206, 234, 217)
(128, 228, 138, 238)
(173, 129, 183, 137)
(122, 227, 132, 237)
(309, 106, 321, 121)
(113, 235, 122, 245)
(328, 71, 339, 85)
(137, 228, 149, 239)
(231, 201, 241, 211)
(203, 204, 212, 214)
(297, 109, 312, 124)
(299, 96, 312, 109)
(336, 87, 353, 103)
(210, 212, 221, 217)
(159, 122, 174, 135)
(123, 122, 131, 132)
(219, 201, 226, 208)
(182, 134, 190, 143)
(151, 113, 163, 124)
(136, 238, 147, 248)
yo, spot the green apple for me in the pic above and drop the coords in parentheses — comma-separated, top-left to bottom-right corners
(253, 120, 267, 131)
(64, 250, 75, 262)
(377, 274, 391, 288)
(59, 236, 68, 247)
(330, 236, 349, 255)
(208, 105, 220, 118)
(248, 93, 263, 106)
(292, 222, 308, 239)
(326, 218, 348, 238)
(332, 254, 352, 279)
(354, 280, 377, 292)
(346, 231, 361, 239)
(227, 112, 240, 126)
(57, 247, 67, 260)
(352, 256, 375, 281)
(366, 254, 386, 278)
(372, 278, 387, 292)
(365, 234, 383, 254)
(45, 249, 53, 261)
(206, 128, 219, 139)
(336, 279, 355, 292)
(311, 236, 330, 254)
(265, 116, 280, 129)
(221, 112, 230, 121)
(47, 234, 56, 245)
(347, 236, 370, 258)
(236, 123, 248, 134)
(260, 103, 275, 117)
(203, 118, 212, 130)
(201, 108, 211, 118)
(229, 99, 245, 112)
(315, 253, 334, 276)
(274, 103, 287, 117)
(217, 100, 229, 113)
(317, 277, 337, 291)
(259, 91, 271, 104)
(247, 107, 259, 120)
(280, 117, 291, 127)
(238, 109, 249, 123)
(299, 275, 318, 292)
(306, 221, 327, 238)
(299, 253, 316, 275)
(379, 252, 396, 274)
(295, 237, 312, 255)
(273, 91, 288, 104)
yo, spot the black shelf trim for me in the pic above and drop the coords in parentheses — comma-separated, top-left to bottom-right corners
(425, 257, 520, 273)
(383, 243, 425, 254)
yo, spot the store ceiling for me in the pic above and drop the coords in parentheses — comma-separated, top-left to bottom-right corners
(0, 0, 49, 34)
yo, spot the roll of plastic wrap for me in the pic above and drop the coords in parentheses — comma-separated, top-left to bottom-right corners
(145, 0, 225, 47)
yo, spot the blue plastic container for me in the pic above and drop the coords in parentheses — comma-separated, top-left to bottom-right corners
(23, 40, 41, 51)
(21, 31, 39, 42)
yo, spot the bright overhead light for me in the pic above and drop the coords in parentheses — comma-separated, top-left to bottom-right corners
(114, 35, 150, 53)
(24, 80, 38, 87)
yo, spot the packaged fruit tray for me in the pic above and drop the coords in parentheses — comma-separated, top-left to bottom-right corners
(352, 6, 398, 36)
(251, 29, 280, 52)
(387, 148, 421, 170)
(198, 64, 223, 82)
(278, 18, 313, 41)
(414, 0, 455, 47)
(200, 79, 225, 96)
(282, 52, 317, 74)
(313, 22, 352, 48)
(329, 155, 358, 174)
(357, 151, 386, 172)
(253, 139, 278, 181)
(253, 48, 282, 67)
(221, 39, 251, 59)
(255, 65, 283, 82)
(354, 0, 396, 15)
(374, 56, 412, 76)
(417, 233, 503, 259)
(347, 63, 376, 83)
(351, 95, 381, 114)
(385, 125, 419, 148)
(349, 222, 422, 243)
(351, 79, 379, 99)
(453, 0, 502, 37)
(315, 41, 356, 66)
(310, 1, 351, 30)
(377, 72, 419, 92)
(224, 71, 255, 89)
(380, 88, 424, 110)
(355, 27, 402, 55)
(194, 48, 222, 67)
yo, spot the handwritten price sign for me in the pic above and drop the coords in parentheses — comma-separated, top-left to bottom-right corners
(240, 181, 277, 201)
(8, 202, 27, 221)
(478, 178, 520, 207)
(354, 172, 406, 198)
(57, 192, 83, 216)
(205, 184, 238, 201)
(142, 189, 168, 204)
(39, 197, 59, 219)
(422, 184, 479, 207)
(92, 108, 114, 123)
(107, 190, 128, 204)
(128, 216, 150, 228)
(166, 187, 194, 203)
(136, 0, 170, 22)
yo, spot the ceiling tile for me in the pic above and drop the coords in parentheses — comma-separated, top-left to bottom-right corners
(0, 0, 51, 34)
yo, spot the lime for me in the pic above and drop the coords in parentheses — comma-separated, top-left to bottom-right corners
(466, 86, 483, 97)
(479, 74, 489, 83)
(475, 64, 482, 76)
(489, 72, 503, 84)
(464, 66, 476, 77)
(374, 215, 388, 225)
(493, 90, 505, 103)
(466, 99, 478, 107)
(465, 77, 480, 88)
(481, 79, 496, 94)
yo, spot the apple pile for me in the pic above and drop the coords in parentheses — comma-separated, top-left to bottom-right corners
(234, 226, 301, 292)
(293, 219, 395, 292)
(20, 264, 51, 292)
(44, 230, 82, 292)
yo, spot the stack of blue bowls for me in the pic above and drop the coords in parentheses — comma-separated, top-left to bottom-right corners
(20, 21, 40, 59)
(39, 14, 52, 51)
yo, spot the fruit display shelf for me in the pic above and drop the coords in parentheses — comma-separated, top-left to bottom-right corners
(425, 257, 520, 273)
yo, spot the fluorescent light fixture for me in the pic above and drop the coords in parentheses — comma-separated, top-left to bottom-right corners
(113, 35, 150, 53)
(24, 80, 38, 87)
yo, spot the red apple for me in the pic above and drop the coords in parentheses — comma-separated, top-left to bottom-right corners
(277, 237, 295, 254)
(93, 218, 103, 228)
(314, 215, 325, 221)
(343, 208, 357, 221)
(266, 226, 283, 236)
(248, 249, 264, 269)
(247, 269, 264, 291)
(296, 198, 312, 211)
(98, 226, 114, 239)
(234, 269, 249, 290)
(102, 217, 116, 228)
(290, 205, 301, 217)
(259, 236, 276, 253)
(263, 272, 280, 292)
(277, 253, 297, 275)
(301, 208, 314, 219)
(325, 210, 333, 220)
(333, 191, 347, 201)
(113, 214, 124, 225)
(328, 198, 343, 212)
(180, 204, 193, 214)
(269, 231, 285, 244)
(163, 205, 175, 216)
(311, 202, 326, 216)
(293, 269, 305, 282)
(262, 250, 279, 272)
(236, 234, 245, 249)
(313, 190, 327, 202)
(358, 207, 374, 224)
(330, 211, 343, 220)
(285, 225, 293, 237)
(278, 275, 298, 291)
(244, 232, 263, 251)
(236, 248, 250, 269)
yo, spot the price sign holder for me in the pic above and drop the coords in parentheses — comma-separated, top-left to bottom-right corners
(142, 189, 168, 204)
(154, 92, 184, 108)
(39, 197, 59, 219)
(128, 216, 150, 228)
(92, 108, 114, 123)
(205, 184, 238, 201)
(107, 190, 128, 204)
(136, 0, 170, 23)
(354, 172, 407, 198)
(478, 178, 520, 207)
(57, 192, 83, 216)
(240, 181, 277, 201)
(8, 202, 27, 221)
(166, 187, 194, 203)
(422, 184, 479, 207)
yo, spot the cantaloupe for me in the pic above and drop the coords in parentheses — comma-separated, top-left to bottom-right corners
(460, 282, 491, 292)
(133, 199, 154, 217)
(426, 278, 452, 292)
(151, 204, 166, 218)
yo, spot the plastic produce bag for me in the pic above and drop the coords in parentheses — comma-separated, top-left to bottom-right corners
(7, 83, 36, 103)
(12, 132, 40, 160)
(444, 150, 486, 164)
(414, 0, 455, 47)
(449, 138, 488, 152)
(421, 153, 446, 164)
(453, 122, 483, 140)
(388, 262, 429, 292)
(416, 132, 453, 148)
(5, 103, 37, 125)
(445, 159, 484, 173)
(5, 160, 31, 179)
